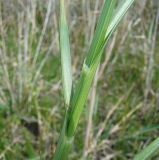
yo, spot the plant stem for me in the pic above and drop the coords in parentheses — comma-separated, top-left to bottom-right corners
(54, 0, 135, 159)
(54, 115, 73, 160)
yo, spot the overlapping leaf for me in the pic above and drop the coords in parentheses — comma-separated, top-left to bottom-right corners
(54, 0, 135, 159)
(60, 0, 72, 106)
(67, 0, 117, 137)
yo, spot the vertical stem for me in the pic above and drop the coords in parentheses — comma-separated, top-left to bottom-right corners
(54, 113, 73, 160)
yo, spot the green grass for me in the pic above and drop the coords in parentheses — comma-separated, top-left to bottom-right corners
(134, 137, 159, 160)
(0, 0, 159, 159)
(54, 0, 136, 159)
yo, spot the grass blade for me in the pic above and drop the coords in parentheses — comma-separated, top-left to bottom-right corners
(85, 0, 116, 66)
(105, 0, 134, 40)
(67, 0, 117, 137)
(60, 0, 72, 106)
(134, 137, 159, 160)
(54, 0, 134, 159)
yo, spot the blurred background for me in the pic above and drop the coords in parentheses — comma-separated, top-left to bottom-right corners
(0, 0, 159, 159)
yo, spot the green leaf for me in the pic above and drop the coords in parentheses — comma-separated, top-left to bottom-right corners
(54, 0, 135, 159)
(60, 0, 72, 106)
(105, 0, 134, 40)
(134, 137, 159, 160)
(85, 0, 117, 67)
(67, 0, 117, 138)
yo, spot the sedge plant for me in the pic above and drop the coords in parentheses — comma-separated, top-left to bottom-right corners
(53, 0, 159, 159)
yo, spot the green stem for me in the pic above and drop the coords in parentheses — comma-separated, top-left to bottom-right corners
(54, 114, 73, 160)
